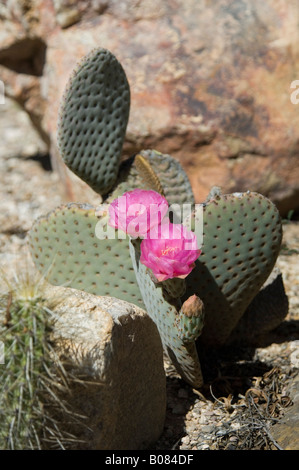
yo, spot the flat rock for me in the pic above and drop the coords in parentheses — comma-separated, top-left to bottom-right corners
(48, 286, 166, 450)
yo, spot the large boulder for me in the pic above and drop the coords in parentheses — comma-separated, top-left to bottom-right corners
(49, 287, 166, 450)
(1, 0, 299, 215)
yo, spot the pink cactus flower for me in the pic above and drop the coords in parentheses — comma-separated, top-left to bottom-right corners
(140, 220, 201, 282)
(108, 189, 169, 238)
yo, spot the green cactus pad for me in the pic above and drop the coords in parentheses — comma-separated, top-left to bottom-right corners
(129, 239, 204, 389)
(28, 203, 144, 308)
(109, 150, 195, 207)
(158, 277, 186, 300)
(184, 191, 282, 347)
(57, 48, 130, 195)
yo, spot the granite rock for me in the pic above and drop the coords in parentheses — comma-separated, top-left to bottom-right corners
(0, 0, 299, 215)
(49, 287, 166, 450)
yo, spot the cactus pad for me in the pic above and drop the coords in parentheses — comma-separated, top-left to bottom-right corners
(110, 150, 195, 207)
(184, 191, 282, 347)
(57, 48, 130, 195)
(28, 203, 144, 308)
(129, 239, 204, 389)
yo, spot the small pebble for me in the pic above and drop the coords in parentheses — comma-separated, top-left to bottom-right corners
(201, 425, 215, 433)
(181, 435, 190, 446)
(199, 444, 210, 450)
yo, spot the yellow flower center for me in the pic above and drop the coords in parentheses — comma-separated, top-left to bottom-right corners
(161, 246, 176, 256)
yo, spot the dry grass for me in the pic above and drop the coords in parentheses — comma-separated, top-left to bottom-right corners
(211, 367, 294, 450)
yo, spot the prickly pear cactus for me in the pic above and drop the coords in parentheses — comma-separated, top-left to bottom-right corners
(184, 190, 283, 347)
(29, 203, 144, 308)
(109, 149, 195, 207)
(129, 239, 205, 388)
(57, 48, 130, 195)
(128, 189, 283, 386)
(28, 47, 287, 390)
(29, 47, 196, 314)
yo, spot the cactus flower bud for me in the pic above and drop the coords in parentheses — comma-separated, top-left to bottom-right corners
(181, 294, 204, 318)
(178, 294, 205, 342)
